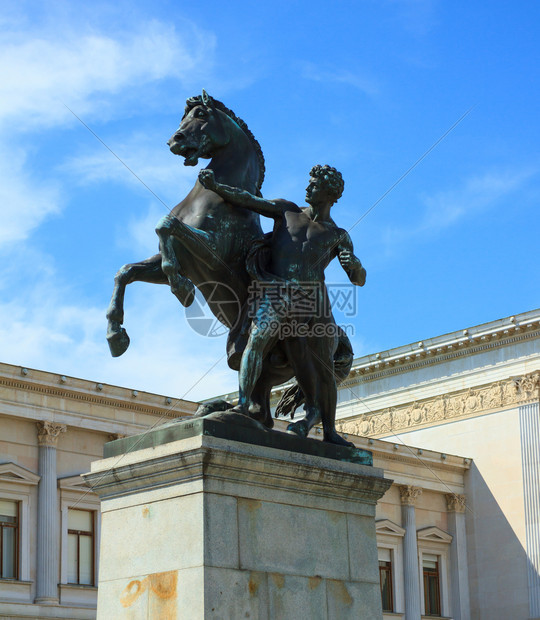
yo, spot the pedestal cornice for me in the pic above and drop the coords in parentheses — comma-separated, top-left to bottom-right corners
(85, 433, 392, 508)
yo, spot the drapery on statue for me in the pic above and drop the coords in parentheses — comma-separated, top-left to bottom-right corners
(106, 91, 362, 446)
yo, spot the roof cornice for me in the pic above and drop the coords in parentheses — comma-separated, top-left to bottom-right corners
(0, 363, 197, 419)
(345, 309, 540, 384)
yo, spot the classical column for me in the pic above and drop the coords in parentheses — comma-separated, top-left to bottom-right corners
(35, 421, 66, 604)
(519, 401, 540, 618)
(446, 494, 470, 620)
(400, 485, 422, 620)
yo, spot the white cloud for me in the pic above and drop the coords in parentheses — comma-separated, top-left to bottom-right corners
(383, 167, 538, 249)
(0, 261, 235, 402)
(124, 203, 166, 257)
(59, 134, 204, 255)
(421, 169, 535, 231)
(0, 7, 235, 402)
(0, 10, 213, 250)
(0, 149, 62, 248)
(59, 132, 196, 203)
(0, 18, 214, 130)
(299, 61, 380, 97)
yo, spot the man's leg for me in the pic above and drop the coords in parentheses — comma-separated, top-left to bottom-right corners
(284, 338, 353, 446)
(237, 321, 278, 415)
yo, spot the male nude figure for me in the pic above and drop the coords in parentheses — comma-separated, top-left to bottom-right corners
(199, 165, 366, 445)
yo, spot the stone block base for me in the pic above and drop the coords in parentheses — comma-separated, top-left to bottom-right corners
(84, 419, 392, 619)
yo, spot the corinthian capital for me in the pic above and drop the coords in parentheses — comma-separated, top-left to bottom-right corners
(446, 493, 466, 513)
(36, 421, 66, 447)
(399, 485, 423, 506)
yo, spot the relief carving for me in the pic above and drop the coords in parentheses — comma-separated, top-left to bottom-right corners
(338, 372, 540, 437)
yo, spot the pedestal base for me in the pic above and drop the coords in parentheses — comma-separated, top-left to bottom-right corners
(84, 419, 392, 619)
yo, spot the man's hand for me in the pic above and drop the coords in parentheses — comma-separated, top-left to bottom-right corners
(338, 250, 360, 271)
(198, 169, 216, 191)
(339, 250, 366, 286)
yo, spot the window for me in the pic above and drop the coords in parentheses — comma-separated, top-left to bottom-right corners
(378, 547, 394, 612)
(417, 526, 452, 616)
(0, 499, 19, 580)
(59, 475, 100, 591)
(376, 520, 406, 614)
(67, 509, 94, 585)
(423, 554, 441, 616)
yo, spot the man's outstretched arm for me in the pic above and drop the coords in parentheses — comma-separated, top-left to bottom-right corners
(199, 169, 296, 219)
(337, 231, 366, 286)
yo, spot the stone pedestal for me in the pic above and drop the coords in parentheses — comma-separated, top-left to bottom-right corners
(84, 417, 392, 619)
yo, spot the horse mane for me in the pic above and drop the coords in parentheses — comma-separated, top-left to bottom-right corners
(184, 95, 266, 193)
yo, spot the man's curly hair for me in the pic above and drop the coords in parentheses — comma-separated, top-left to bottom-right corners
(309, 164, 345, 203)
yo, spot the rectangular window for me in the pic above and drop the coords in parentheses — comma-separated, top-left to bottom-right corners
(67, 509, 94, 585)
(423, 554, 441, 616)
(378, 547, 394, 612)
(0, 499, 19, 580)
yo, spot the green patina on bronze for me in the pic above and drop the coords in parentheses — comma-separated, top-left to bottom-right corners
(106, 91, 368, 453)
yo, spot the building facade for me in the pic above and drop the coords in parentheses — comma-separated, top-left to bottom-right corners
(0, 363, 196, 619)
(328, 308, 540, 619)
(0, 361, 469, 620)
(1, 308, 538, 619)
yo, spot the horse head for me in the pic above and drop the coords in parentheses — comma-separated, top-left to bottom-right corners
(168, 92, 265, 193)
(167, 93, 228, 166)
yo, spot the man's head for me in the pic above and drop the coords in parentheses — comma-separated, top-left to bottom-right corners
(306, 165, 345, 206)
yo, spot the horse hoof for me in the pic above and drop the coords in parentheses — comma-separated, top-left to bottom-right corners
(286, 419, 309, 439)
(107, 328, 130, 357)
(170, 277, 195, 307)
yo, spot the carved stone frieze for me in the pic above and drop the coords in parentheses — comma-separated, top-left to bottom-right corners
(399, 485, 422, 506)
(337, 371, 540, 438)
(36, 421, 67, 447)
(446, 493, 466, 513)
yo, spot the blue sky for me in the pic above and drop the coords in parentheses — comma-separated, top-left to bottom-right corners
(1, 0, 538, 401)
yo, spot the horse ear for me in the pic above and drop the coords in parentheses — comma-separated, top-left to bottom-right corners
(201, 89, 210, 105)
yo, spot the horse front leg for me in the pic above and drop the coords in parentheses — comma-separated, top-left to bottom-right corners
(155, 216, 199, 308)
(106, 254, 167, 357)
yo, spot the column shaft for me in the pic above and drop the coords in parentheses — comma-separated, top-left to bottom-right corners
(447, 510, 470, 620)
(36, 446, 59, 603)
(35, 422, 65, 604)
(402, 503, 422, 619)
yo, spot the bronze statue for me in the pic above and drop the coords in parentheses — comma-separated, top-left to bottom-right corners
(198, 166, 365, 445)
(106, 92, 360, 446)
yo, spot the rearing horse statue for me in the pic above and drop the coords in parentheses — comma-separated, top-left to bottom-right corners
(106, 92, 353, 431)
(106, 92, 264, 358)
